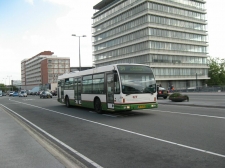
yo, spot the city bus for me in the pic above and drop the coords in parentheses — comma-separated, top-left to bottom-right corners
(57, 64, 158, 113)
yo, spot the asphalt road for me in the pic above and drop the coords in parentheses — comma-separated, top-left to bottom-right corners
(0, 95, 225, 168)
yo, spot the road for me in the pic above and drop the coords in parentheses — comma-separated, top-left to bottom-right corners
(0, 95, 225, 168)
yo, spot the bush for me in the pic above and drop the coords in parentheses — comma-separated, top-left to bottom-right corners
(169, 92, 189, 102)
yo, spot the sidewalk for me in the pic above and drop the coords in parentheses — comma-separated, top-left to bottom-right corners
(0, 107, 65, 168)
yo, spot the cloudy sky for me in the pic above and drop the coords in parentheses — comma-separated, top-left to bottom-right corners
(0, 0, 224, 84)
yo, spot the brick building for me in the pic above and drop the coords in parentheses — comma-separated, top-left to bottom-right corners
(21, 51, 70, 90)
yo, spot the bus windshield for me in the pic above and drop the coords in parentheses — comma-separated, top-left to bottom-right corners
(117, 65, 156, 95)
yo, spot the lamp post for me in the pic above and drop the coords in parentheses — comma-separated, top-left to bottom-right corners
(72, 34, 86, 71)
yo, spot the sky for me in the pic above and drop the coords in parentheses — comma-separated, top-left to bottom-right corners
(0, 0, 224, 85)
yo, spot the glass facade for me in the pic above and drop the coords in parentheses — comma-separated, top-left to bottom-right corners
(93, 2, 206, 33)
(92, 0, 208, 89)
(94, 41, 207, 60)
(93, 0, 205, 23)
(94, 27, 207, 44)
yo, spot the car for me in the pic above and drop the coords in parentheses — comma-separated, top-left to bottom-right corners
(2, 92, 7, 96)
(157, 87, 169, 99)
(36, 91, 42, 95)
(51, 90, 57, 96)
(27, 90, 31, 95)
(9, 91, 14, 96)
(12, 92, 19, 97)
(19, 91, 27, 97)
(40, 91, 52, 99)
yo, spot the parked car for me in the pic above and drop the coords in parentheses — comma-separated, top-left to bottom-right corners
(27, 90, 31, 95)
(19, 91, 27, 97)
(9, 91, 14, 96)
(2, 92, 7, 96)
(157, 87, 169, 99)
(40, 91, 52, 99)
(12, 92, 19, 97)
(36, 91, 42, 95)
(51, 90, 57, 96)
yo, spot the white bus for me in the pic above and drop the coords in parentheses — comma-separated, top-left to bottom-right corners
(57, 64, 158, 113)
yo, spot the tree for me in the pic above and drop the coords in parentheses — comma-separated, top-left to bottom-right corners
(207, 57, 225, 86)
(0, 84, 7, 92)
(0, 84, 18, 92)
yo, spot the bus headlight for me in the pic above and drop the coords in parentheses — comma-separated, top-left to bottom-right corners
(124, 106, 130, 109)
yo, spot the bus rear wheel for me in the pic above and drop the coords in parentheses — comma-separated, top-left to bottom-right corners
(65, 97, 70, 108)
(94, 98, 103, 114)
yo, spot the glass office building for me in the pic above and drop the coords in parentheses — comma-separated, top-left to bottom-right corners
(92, 0, 209, 89)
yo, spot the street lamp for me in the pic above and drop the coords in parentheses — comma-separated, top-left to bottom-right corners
(72, 34, 87, 71)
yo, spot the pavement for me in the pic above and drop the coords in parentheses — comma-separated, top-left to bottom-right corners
(0, 92, 224, 168)
(0, 106, 67, 168)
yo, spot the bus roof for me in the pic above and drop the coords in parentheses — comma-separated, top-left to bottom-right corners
(58, 63, 150, 80)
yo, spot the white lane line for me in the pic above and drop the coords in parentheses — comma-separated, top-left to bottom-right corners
(5, 100, 225, 158)
(148, 109, 225, 119)
(0, 104, 103, 168)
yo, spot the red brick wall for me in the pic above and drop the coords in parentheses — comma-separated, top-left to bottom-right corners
(41, 59, 48, 84)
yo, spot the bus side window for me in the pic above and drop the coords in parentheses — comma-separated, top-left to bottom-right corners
(93, 73, 104, 94)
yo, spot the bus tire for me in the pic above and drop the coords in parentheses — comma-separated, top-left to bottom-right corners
(94, 98, 103, 114)
(65, 96, 70, 108)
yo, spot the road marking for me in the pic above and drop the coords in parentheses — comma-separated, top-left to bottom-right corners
(148, 109, 225, 119)
(1, 104, 103, 168)
(23, 99, 34, 101)
(3, 100, 225, 158)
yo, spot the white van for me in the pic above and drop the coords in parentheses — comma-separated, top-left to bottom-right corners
(0, 90, 2, 97)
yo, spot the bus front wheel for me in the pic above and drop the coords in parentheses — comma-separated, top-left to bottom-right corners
(94, 98, 103, 114)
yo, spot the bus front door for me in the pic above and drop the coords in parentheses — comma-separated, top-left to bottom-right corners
(106, 73, 114, 109)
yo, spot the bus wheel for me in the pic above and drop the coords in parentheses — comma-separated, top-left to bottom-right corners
(94, 98, 103, 114)
(65, 97, 70, 108)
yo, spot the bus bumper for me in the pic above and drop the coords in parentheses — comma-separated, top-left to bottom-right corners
(114, 103, 158, 111)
